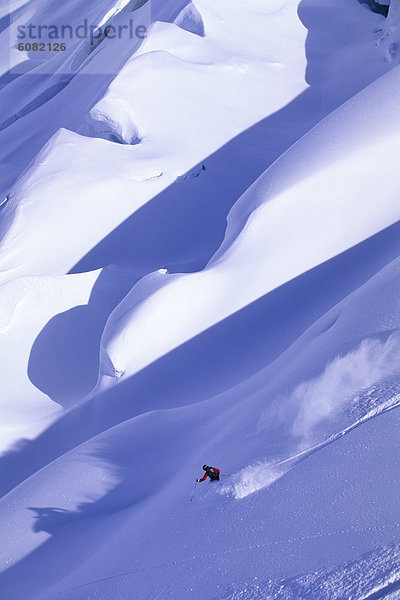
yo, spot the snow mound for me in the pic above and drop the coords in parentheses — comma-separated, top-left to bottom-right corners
(0, 271, 100, 452)
(95, 63, 400, 384)
(0, 265, 136, 454)
(2, 2, 400, 599)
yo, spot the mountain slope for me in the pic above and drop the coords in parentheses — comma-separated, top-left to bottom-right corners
(0, 1, 400, 599)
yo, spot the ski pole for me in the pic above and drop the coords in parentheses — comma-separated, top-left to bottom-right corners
(190, 481, 198, 502)
(221, 474, 232, 477)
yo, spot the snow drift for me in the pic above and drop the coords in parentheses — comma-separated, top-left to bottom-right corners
(1, 1, 400, 599)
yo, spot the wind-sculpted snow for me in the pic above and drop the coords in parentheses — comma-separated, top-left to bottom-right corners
(0, 265, 136, 453)
(0, 0, 189, 196)
(2, 223, 400, 599)
(0, 0, 392, 283)
(1, 1, 400, 599)
(95, 62, 400, 385)
(0, 272, 100, 452)
(0, 0, 311, 280)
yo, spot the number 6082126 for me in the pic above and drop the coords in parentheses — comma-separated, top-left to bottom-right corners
(17, 42, 67, 51)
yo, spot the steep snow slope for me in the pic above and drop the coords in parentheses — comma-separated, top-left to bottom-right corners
(0, 0, 189, 196)
(1, 1, 400, 599)
(95, 61, 400, 387)
(2, 243, 400, 600)
(0, 266, 136, 454)
(0, 0, 309, 278)
(0, 0, 393, 283)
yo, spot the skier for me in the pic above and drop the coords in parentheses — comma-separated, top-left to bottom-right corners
(196, 464, 220, 482)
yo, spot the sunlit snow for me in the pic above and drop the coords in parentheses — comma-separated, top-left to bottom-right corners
(0, 1, 400, 599)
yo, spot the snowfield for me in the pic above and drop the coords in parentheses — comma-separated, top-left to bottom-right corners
(1, 0, 400, 599)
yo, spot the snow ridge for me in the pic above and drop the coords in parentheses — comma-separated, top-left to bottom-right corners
(1, 1, 400, 599)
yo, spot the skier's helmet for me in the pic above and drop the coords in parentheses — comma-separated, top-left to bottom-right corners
(202, 464, 208, 470)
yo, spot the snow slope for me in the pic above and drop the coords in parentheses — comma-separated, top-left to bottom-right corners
(0, 0, 189, 196)
(2, 251, 400, 600)
(0, 266, 137, 454)
(95, 61, 400, 386)
(0, 0, 394, 282)
(1, 0, 400, 599)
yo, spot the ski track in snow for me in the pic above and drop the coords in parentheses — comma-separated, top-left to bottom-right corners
(221, 377, 400, 499)
(1, 1, 400, 599)
(48, 384, 400, 599)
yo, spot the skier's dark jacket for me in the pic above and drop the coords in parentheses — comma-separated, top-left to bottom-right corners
(198, 466, 220, 482)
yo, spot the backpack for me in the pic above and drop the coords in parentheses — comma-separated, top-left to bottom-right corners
(206, 466, 219, 480)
